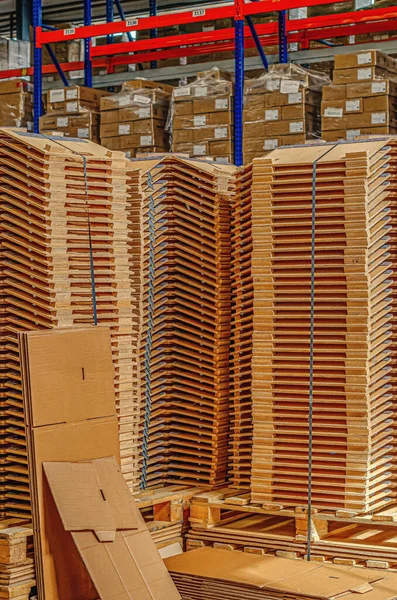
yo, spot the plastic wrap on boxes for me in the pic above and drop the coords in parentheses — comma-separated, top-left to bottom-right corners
(0, 79, 33, 129)
(100, 81, 171, 155)
(243, 64, 330, 163)
(170, 68, 234, 163)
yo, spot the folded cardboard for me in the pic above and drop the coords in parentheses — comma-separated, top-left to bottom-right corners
(44, 458, 181, 600)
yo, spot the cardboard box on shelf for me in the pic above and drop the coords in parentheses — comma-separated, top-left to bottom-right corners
(334, 49, 397, 73)
(100, 81, 171, 156)
(333, 66, 391, 85)
(170, 68, 234, 161)
(243, 63, 329, 163)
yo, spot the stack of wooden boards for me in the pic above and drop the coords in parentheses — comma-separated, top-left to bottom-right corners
(0, 525, 34, 600)
(0, 128, 141, 510)
(131, 156, 236, 488)
(230, 138, 397, 515)
(322, 49, 397, 141)
(165, 546, 397, 600)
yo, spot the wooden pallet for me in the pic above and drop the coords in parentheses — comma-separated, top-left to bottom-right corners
(0, 524, 35, 600)
(188, 487, 397, 569)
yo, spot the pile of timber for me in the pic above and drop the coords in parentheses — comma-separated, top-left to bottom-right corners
(230, 138, 397, 514)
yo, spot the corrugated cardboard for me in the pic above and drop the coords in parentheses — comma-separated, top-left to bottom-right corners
(346, 80, 397, 98)
(333, 66, 389, 85)
(20, 327, 121, 600)
(44, 458, 181, 600)
(322, 84, 346, 101)
(334, 49, 395, 72)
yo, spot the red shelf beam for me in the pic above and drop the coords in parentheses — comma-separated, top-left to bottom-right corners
(36, 0, 351, 46)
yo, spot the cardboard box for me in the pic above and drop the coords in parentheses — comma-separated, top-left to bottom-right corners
(192, 95, 232, 114)
(333, 66, 389, 85)
(119, 105, 168, 122)
(322, 85, 346, 101)
(346, 80, 397, 98)
(193, 125, 232, 143)
(174, 101, 193, 116)
(363, 95, 397, 112)
(101, 136, 121, 150)
(281, 104, 306, 120)
(322, 111, 393, 131)
(100, 89, 170, 111)
(322, 125, 394, 142)
(47, 85, 110, 107)
(334, 49, 396, 73)
(119, 130, 168, 149)
(321, 98, 363, 116)
(264, 120, 305, 136)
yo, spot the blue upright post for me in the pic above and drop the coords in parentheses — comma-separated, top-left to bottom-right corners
(246, 16, 268, 71)
(149, 0, 157, 69)
(45, 44, 69, 86)
(234, 18, 244, 167)
(106, 0, 114, 43)
(84, 0, 92, 87)
(33, 0, 42, 133)
(278, 10, 288, 63)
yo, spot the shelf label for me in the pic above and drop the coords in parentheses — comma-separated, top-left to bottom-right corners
(126, 19, 138, 27)
(64, 28, 75, 36)
(192, 9, 206, 17)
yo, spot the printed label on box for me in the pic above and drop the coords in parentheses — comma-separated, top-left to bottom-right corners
(66, 88, 78, 100)
(266, 79, 280, 92)
(174, 87, 190, 97)
(57, 117, 68, 127)
(372, 112, 386, 124)
(119, 124, 131, 135)
(288, 93, 302, 104)
(215, 99, 228, 110)
(214, 127, 227, 139)
(357, 67, 372, 80)
(194, 115, 207, 127)
(265, 109, 279, 121)
(77, 128, 89, 138)
(66, 101, 78, 112)
(372, 81, 386, 93)
(194, 86, 208, 97)
(345, 100, 360, 112)
(202, 24, 215, 31)
(264, 139, 278, 150)
(215, 157, 230, 164)
(118, 96, 130, 106)
(346, 129, 360, 140)
(49, 89, 65, 103)
(357, 52, 372, 65)
(134, 94, 151, 105)
(290, 121, 304, 133)
(193, 144, 206, 155)
(324, 107, 343, 118)
(138, 108, 151, 119)
(280, 80, 300, 94)
(140, 135, 153, 145)
(125, 151, 132, 158)
(27, 121, 33, 132)
(180, 57, 187, 65)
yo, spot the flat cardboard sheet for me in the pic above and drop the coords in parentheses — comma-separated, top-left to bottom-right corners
(44, 457, 181, 600)
(165, 547, 397, 599)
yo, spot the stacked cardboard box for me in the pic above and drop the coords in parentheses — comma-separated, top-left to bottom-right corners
(100, 79, 172, 157)
(39, 85, 110, 141)
(243, 64, 327, 163)
(171, 68, 234, 164)
(322, 49, 397, 141)
(39, 23, 84, 83)
(0, 38, 29, 71)
(0, 79, 32, 129)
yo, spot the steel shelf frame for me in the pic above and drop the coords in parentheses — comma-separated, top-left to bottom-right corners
(30, 0, 397, 163)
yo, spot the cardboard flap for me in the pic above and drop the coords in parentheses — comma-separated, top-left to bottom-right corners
(43, 457, 137, 534)
(27, 327, 115, 427)
(349, 583, 374, 594)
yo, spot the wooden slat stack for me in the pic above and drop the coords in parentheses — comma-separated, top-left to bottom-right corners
(229, 164, 254, 489)
(230, 139, 397, 514)
(0, 128, 142, 519)
(134, 156, 235, 489)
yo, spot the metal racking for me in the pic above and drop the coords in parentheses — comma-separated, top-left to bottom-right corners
(23, 0, 397, 164)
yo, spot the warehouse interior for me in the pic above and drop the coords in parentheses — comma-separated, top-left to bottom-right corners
(0, 0, 395, 599)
